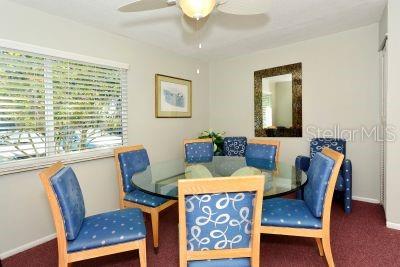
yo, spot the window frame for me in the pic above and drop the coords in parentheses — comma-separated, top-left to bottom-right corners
(0, 39, 129, 175)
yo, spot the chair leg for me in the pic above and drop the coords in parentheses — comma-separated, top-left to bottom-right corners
(58, 259, 68, 267)
(322, 236, 334, 267)
(315, 238, 324, 257)
(138, 238, 147, 267)
(58, 250, 68, 267)
(150, 210, 159, 252)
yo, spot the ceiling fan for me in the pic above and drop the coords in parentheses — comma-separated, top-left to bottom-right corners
(119, 0, 271, 22)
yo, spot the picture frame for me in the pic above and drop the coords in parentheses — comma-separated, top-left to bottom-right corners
(155, 74, 192, 118)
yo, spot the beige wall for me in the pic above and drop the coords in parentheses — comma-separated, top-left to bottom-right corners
(210, 24, 380, 202)
(0, 0, 209, 256)
(379, 4, 388, 47)
(385, 0, 400, 226)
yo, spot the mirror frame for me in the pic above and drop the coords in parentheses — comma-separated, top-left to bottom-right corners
(254, 62, 302, 137)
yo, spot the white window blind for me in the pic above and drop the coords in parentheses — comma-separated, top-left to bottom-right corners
(262, 93, 272, 128)
(0, 45, 128, 173)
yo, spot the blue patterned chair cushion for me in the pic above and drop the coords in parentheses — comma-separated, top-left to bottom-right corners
(51, 167, 85, 241)
(296, 156, 349, 191)
(223, 137, 247, 157)
(304, 152, 334, 218)
(185, 192, 255, 251)
(261, 198, 322, 229)
(118, 149, 150, 193)
(310, 138, 346, 159)
(188, 258, 251, 267)
(245, 143, 277, 169)
(336, 174, 345, 191)
(185, 142, 214, 163)
(67, 208, 146, 253)
(124, 188, 168, 207)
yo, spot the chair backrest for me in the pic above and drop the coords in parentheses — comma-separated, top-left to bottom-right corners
(245, 139, 280, 169)
(223, 136, 247, 157)
(39, 162, 86, 254)
(306, 148, 344, 228)
(178, 176, 264, 267)
(184, 138, 214, 163)
(114, 145, 150, 201)
(310, 138, 346, 159)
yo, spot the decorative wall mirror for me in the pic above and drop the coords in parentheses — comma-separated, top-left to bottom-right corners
(254, 63, 302, 137)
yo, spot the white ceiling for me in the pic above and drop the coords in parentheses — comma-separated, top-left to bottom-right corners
(12, 0, 386, 61)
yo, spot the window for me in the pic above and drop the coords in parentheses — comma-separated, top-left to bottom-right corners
(262, 92, 272, 128)
(0, 42, 128, 173)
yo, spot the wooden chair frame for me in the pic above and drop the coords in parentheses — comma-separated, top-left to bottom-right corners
(39, 162, 147, 267)
(178, 176, 265, 267)
(114, 145, 177, 251)
(260, 147, 344, 267)
(248, 139, 281, 162)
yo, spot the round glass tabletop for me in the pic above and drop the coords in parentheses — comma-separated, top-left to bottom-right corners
(131, 156, 307, 200)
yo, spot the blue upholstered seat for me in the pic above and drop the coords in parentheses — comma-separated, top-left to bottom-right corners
(67, 208, 146, 252)
(296, 138, 353, 213)
(118, 148, 169, 208)
(223, 137, 247, 157)
(262, 198, 322, 229)
(51, 167, 85, 241)
(185, 192, 255, 266)
(188, 258, 251, 267)
(49, 166, 146, 254)
(185, 142, 214, 163)
(304, 153, 335, 217)
(118, 149, 150, 193)
(262, 152, 334, 229)
(186, 192, 255, 251)
(245, 143, 277, 169)
(124, 189, 167, 207)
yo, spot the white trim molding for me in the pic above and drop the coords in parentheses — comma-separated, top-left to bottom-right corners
(0, 148, 114, 176)
(352, 196, 380, 204)
(386, 222, 400, 231)
(0, 233, 56, 260)
(0, 38, 129, 69)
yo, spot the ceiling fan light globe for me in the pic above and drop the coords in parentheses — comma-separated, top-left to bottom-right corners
(179, 0, 216, 19)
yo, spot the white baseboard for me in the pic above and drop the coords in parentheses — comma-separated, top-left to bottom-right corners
(0, 233, 56, 260)
(386, 222, 400, 230)
(352, 196, 380, 204)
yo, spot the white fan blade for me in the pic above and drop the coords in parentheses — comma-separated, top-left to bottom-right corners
(217, 0, 271, 15)
(180, 14, 209, 33)
(118, 0, 176, 12)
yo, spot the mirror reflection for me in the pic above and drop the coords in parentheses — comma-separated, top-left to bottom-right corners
(254, 62, 302, 137)
(262, 74, 293, 129)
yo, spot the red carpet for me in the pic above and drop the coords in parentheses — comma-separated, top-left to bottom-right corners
(3, 200, 400, 266)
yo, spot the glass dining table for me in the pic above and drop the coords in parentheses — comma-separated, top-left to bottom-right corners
(131, 156, 307, 200)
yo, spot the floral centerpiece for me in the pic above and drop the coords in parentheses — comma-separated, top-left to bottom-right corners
(198, 129, 225, 156)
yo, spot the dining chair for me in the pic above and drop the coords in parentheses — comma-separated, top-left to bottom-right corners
(178, 175, 265, 267)
(114, 145, 177, 252)
(245, 139, 280, 169)
(261, 147, 344, 267)
(184, 138, 214, 163)
(296, 138, 352, 213)
(39, 162, 147, 267)
(223, 136, 247, 157)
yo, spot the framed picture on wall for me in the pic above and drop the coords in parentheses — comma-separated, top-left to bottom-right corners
(155, 74, 192, 118)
